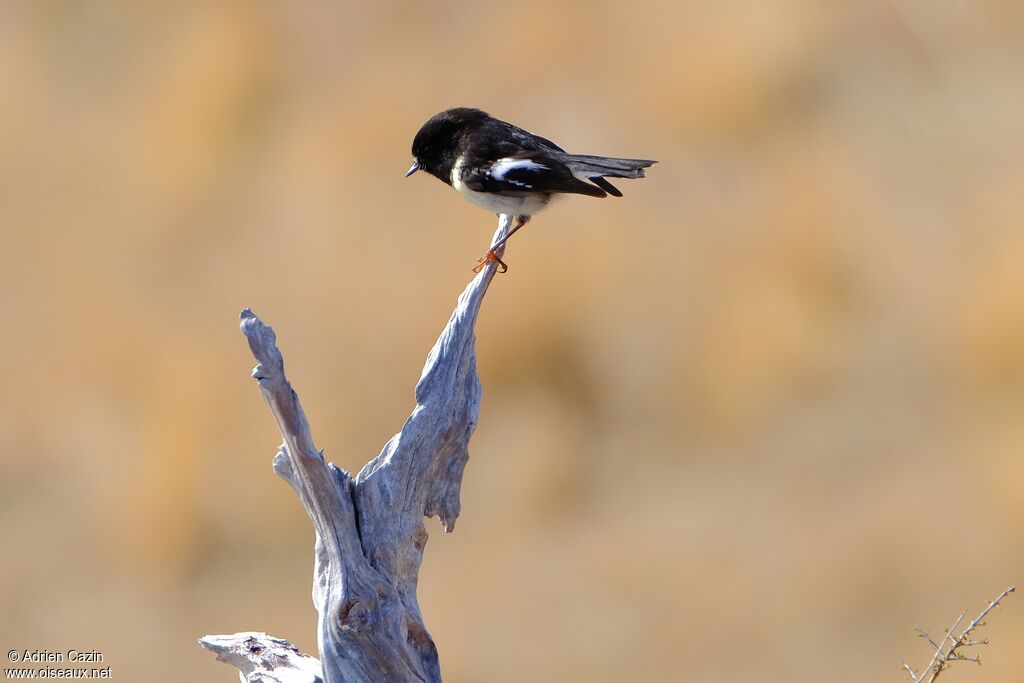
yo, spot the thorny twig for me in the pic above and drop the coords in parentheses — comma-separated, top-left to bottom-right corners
(902, 586, 1015, 683)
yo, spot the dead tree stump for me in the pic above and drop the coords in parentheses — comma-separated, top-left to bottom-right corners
(200, 215, 514, 683)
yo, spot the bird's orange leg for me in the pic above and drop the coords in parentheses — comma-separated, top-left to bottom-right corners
(471, 215, 530, 274)
(473, 251, 508, 274)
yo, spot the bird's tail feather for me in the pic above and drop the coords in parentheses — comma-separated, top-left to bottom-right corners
(562, 154, 657, 179)
(559, 154, 656, 197)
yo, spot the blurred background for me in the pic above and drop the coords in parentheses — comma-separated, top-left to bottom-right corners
(1, 1, 1023, 681)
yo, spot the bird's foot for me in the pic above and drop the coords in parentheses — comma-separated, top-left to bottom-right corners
(472, 249, 508, 274)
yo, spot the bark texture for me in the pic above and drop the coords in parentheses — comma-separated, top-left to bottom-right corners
(201, 215, 514, 683)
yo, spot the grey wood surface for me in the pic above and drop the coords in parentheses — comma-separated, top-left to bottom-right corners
(201, 215, 514, 683)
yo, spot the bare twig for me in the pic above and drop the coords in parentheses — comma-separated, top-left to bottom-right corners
(903, 586, 1015, 683)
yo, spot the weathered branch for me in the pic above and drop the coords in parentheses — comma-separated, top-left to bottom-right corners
(903, 586, 1015, 683)
(200, 215, 514, 682)
(199, 633, 323, 683)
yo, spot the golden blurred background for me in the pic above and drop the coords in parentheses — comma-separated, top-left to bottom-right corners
(2, 1, 1023, 681)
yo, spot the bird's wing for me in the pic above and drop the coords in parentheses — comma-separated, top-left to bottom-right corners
(462, 151, 606, 198)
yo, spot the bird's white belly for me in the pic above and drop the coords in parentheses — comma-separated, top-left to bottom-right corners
(455, 184, 550, 215)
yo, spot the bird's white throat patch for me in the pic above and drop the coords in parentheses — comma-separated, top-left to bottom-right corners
(450, 154, 466, 189)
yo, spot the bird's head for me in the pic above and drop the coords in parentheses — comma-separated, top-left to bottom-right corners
(407, 107, 488, 182)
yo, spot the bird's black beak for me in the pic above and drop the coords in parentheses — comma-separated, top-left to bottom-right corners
(405, 161, 420, 178)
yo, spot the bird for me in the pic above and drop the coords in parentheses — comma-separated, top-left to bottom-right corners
(405, 107, 656, 272)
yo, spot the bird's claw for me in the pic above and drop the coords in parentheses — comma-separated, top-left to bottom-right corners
(472, 249, 508, 274)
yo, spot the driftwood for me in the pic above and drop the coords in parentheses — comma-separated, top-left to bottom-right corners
(200, 215, 514, 683)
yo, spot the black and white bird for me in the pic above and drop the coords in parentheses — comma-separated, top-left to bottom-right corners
(406, 107, 656, 272)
